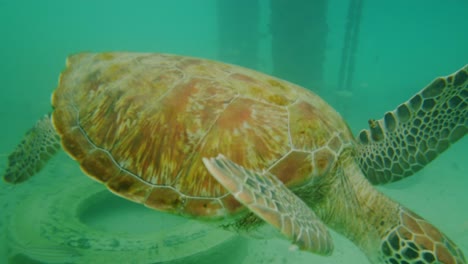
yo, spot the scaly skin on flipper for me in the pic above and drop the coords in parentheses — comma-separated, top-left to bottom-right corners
(204, 154, 466, 264)
(357, 65, 468, 184)
(337, 158, 466, 264)
(3, 115, 60, 183)
(381, 208, 466, 264)
(203, 155, 333, 255)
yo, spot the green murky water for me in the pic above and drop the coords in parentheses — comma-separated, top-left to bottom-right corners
(0, 1, 466, 263)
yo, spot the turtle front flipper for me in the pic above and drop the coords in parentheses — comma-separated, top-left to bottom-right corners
(380, 207, 466, 264)
(357, 65, 467, 184)
(3, 115, 61, 183)
(202, 154, 333, 255)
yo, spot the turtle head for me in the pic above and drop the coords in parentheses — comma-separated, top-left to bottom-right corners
(380, 207, 465, 264)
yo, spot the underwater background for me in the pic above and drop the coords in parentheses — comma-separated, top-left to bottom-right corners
(0, 0, 466, 263)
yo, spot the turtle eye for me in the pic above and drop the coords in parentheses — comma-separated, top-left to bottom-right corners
(379, 208, 466, 264)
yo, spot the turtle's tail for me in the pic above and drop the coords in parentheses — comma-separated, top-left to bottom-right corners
(3, 115, 61, 184)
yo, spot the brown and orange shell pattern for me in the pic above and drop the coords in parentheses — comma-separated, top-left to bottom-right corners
(51, 52, 353, 219)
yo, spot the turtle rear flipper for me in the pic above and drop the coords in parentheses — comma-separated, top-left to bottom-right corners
(203, 154, 333, 256)
(357, 65, 467, 184)
(380, 206, 466, 264)
(3, 115, 61, 183)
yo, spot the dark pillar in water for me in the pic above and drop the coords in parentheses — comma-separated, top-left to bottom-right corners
(217, 0, 260, 69)
(335, 0, 364, 117)
(270, 0, 328, 90)
(338, 0, 364, 93)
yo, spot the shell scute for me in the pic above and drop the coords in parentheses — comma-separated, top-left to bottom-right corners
(106, 171, 152, 203)
(81, 149, 119, 183)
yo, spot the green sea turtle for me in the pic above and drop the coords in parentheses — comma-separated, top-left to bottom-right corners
(3, 52, 466, 263)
